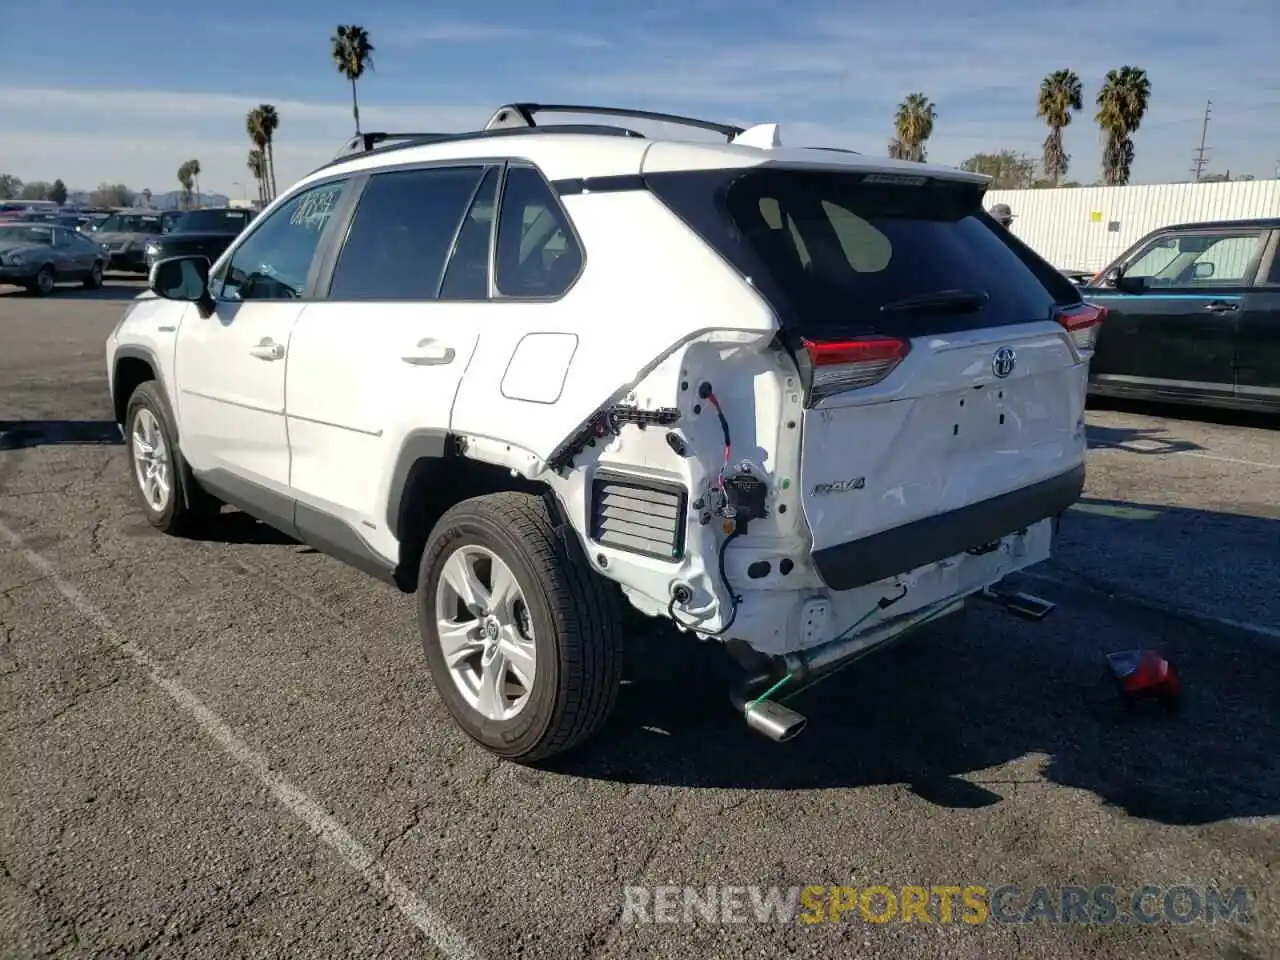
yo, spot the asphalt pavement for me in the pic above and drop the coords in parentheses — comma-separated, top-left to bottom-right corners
(1, 282, 1277, 959)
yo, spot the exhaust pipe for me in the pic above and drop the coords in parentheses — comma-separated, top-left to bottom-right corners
(744, 699, 808, 742)
(737, 596, 965, 742)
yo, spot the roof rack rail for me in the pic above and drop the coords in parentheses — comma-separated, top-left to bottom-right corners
(333, 131, 454, 160)
(485, 103, 745, 141)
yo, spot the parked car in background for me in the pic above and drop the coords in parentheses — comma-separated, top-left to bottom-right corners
(1083, 217, 1280, 412)
(0, 222, 106, 294)
(89, 209, 180, 272)
(1059, 268, 1092, 286)
(143, 207, 255, 270)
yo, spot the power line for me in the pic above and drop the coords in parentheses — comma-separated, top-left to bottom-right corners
(1190, 99, 1211, 180)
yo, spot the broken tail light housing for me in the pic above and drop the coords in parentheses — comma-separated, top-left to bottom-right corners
(799, 336, 911, 403)
(1055, 302, 1106, 354)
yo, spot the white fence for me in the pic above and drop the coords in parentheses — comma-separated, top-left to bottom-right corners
(983, 179, 1280, 272)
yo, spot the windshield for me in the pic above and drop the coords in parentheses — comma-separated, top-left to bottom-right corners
(168, 210, 250, 234)
(98, 214, 165, 234)
(0, 225, 54, 245)
(647, 168, 1079, 337)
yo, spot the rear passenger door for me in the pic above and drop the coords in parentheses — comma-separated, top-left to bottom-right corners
(284, 163, 499, 558)
(1234, 229, 1280, 406)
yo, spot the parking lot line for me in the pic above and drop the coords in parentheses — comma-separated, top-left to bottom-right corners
(0, 516, 482, 960)
(1177, 451, 1280, 470)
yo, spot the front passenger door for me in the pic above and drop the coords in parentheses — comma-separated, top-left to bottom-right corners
(174, 178, 351, 499)
(1093, 227, 1266, 404)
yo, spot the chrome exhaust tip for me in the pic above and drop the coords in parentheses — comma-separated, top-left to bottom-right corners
(744, 699, 808, 742)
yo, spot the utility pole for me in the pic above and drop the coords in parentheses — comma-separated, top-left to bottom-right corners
(1190, 99, 1212, 181)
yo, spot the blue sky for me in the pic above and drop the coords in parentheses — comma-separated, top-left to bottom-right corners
(2, 0, 1277, 195)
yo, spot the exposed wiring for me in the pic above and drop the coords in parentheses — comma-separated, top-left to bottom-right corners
(667, 529, 743, 637)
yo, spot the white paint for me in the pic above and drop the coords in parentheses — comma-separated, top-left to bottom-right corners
(1016, 569, 1280, 645)
(985, 178, 1280, 271)
(0, 518, 482, 960)
(1177, 451, 1280, 470)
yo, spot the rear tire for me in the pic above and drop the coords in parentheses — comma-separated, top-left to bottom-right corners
(417, 492, 623, 763)
(124, 381, 220, 536)
(27, 265, 55, 296)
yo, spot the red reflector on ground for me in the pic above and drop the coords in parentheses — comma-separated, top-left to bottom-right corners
(1105, 649, 1181, 705)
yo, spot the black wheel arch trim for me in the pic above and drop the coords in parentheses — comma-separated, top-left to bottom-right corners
(812, 464, 1086, 591)
(385, 428, 451, 539)
(111, 344, 173, 430)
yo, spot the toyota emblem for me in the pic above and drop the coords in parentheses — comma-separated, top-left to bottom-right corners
(992, 347, 1017, 378)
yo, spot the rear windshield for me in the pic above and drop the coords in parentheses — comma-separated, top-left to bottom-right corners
(167, 210, 251, 234)
(646, 168, 1079, 337)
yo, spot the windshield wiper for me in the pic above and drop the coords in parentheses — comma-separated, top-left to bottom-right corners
(880, 289, 989, 314)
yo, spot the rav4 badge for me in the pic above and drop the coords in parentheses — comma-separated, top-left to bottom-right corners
(812, 477, 865, 495)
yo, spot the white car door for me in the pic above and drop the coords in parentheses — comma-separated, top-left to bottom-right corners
(174, 178, 351, 495)
(285, 164, 496, 561)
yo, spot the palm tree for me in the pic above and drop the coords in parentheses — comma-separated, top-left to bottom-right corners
(247, 149, 267, 207)
(888, 137, 909, 160)
(176, 161, 194, 210)
(256, 104, 280, 200)
(1037, 70, 1083, 186)
(331, 25, 375, 134)
(189, 158, 202, 208)
(246, 108, 269, 201)
(893, 93, 937, 162)
(1095, 66, 1151, 186)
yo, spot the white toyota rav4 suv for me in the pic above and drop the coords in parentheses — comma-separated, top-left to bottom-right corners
(106, 103, 1101, 762)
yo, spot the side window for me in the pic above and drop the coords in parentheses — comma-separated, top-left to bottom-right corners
(494, 166, 582, 298)
(216, 180, 345, 301)
(52, 228, 69, 247)
(328, 166, 486, 301)
(1124, 230, 1263, 288)
(1121, 236, 1179, 281)
(1268, 238, 1280, 285)
(439, 167, 499, 300)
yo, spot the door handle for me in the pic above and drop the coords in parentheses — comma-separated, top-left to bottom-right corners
(249, 339, 285, 361)
(1203, 301, 1239, 313)
(401, 339, 456, 365)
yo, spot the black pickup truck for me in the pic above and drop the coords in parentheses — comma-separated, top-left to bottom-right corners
(1083, 216, 1280, 413)
(143, 208, 255, 271)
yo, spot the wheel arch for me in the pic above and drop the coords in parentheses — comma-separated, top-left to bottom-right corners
(111, 346, 169, 429)
(387, 431, 558, 591)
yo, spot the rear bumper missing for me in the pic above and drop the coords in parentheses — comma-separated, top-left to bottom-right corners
(811, 464, 1085, 591)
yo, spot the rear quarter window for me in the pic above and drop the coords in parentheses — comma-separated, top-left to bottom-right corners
(647, 168, 1079, 337)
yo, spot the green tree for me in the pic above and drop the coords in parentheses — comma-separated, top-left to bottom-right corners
(177, 161, 195, 209)
(49, 179, 69, 205)
(893, 93, 937, 162)
(141, 188, 153, 208)
(0, 174, 21, 200)
(1036, 69, 1082, 185)
(1096, 66, 1151, 186)
(189, 158, 202, 207)
(89, 183, 133, 207)
(959, 150, 1038, 189)
(19, 181, 52, 201)
(331, 24, 375, 134)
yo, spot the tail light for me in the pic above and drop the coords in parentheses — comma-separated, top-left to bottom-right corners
(1055, 302, 1106, 353)
(800, 336, 910, 403)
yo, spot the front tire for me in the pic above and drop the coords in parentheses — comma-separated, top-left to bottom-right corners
(418, 492, 623, 763)
(124, 381, 218, 536)
(84, 261, 104, 289)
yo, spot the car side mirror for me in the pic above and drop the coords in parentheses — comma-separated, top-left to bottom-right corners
(1114, 273, 1147, 295)
(149, 255, 212, 305)
(1192, 261, 1214, 280)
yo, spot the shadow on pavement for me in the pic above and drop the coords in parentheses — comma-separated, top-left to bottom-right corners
(0, 420, 123, 449)
(1086, 423, 1205, 455)
(0, 281, 145, 302)
(553, 497, 1280, 828)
